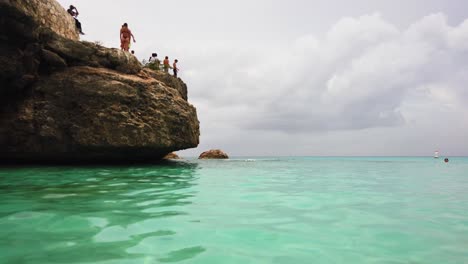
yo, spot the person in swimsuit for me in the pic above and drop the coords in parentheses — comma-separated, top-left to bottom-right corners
(163, 56, 170, 73)
(120, 23, 136, 52)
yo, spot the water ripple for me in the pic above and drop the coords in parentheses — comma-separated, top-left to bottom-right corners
(1, 158, 468, 263)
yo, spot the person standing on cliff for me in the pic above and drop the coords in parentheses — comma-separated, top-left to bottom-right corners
(120, 23, 136, 52)
(173, 59, 179, 78)
(163, 56, 170, 73)
(67, 5, 84, 35)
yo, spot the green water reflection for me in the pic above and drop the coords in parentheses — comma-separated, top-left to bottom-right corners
(0, 162, 203, 263)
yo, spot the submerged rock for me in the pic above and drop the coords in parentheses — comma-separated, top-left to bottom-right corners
(198, 149, 229, 159)
(0, 0, 199, 163)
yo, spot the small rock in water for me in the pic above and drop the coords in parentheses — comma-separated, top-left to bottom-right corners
(198, 149, 229, 159)
(164, 152, 181, 160)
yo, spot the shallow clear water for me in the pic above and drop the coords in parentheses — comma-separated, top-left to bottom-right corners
(1, 157, 468, 263)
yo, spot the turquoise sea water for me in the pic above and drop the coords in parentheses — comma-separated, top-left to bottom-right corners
(1, 157, 468, 263)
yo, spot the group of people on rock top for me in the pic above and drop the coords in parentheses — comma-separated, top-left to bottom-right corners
(67, 5, 179, 78)
(147, 54, 179, 77)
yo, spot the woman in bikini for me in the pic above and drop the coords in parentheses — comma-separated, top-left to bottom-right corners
(120, 23, 136, 52)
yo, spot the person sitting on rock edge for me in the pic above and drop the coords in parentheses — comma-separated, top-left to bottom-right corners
(67, 5, 85, 35)
(148, 53, 160, 70)
(173, 59, 179, 78)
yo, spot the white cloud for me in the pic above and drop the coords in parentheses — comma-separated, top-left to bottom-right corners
(449, 19, 468, 50)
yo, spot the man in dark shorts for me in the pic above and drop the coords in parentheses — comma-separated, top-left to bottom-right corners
(173, 59, 179, 77)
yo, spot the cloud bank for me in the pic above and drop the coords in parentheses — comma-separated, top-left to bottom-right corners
(186, 13, 468, 136)
(165, 13, 468, 156)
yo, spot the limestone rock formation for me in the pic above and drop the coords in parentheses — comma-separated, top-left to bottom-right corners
(1, 0, 79, 41)
(198, 149, 229, 159)
(0, 0, 199, 163)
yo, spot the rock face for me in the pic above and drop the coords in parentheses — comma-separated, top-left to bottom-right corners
(1, 0, 79, 40)
(0, 0, 199, 163)
(198, 149, 229, 159)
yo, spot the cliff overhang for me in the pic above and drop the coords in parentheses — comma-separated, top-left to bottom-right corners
(0, 0, 200, 163)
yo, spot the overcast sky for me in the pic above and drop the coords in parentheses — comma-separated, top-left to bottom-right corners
(58, 0, 468, 156)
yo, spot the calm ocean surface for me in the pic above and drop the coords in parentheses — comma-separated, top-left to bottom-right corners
(1, 157, 467, 264)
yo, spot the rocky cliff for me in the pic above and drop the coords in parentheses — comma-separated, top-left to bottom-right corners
(0, 0, 200, 163)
